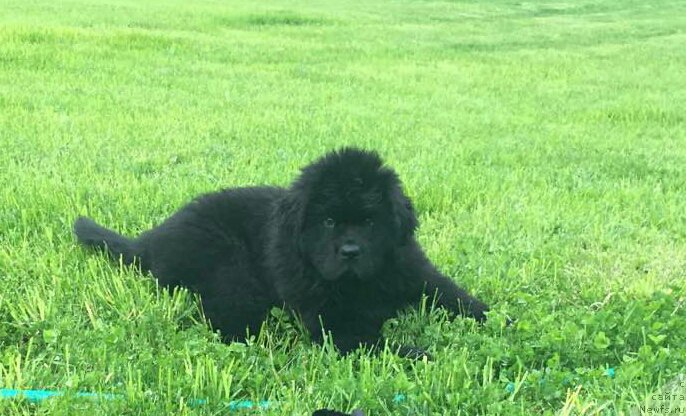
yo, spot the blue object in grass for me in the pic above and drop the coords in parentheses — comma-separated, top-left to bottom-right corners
(502, 368, 616, 393)
(0, 388, 268, 410)
(0, 389, 114, 402)
(2, 388, 404, 409)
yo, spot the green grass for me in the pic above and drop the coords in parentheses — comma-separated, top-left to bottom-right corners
(1, 0, 685, 414)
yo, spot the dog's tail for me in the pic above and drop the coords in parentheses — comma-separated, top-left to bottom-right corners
(73, 216, 139, 266)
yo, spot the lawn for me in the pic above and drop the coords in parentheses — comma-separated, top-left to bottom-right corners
(1, 0, 685, 414)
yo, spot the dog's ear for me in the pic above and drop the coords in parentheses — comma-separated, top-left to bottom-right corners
(276, 190, 306, 237)
(277, 191, 304, 235)
(266, 189, 308, 280)
(391, 186, 418, 242)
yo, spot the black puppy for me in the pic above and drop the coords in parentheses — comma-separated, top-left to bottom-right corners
(74, 148, 489, 354)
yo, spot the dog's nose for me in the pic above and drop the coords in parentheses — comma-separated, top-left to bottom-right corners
(340, 244, 361, 259)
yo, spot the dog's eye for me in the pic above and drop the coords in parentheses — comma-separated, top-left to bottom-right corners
(323, 218, 336, 228)
(364, 218, 374, 226)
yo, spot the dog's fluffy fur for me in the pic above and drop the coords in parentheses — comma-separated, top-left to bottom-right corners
(74, 148, 489, 353)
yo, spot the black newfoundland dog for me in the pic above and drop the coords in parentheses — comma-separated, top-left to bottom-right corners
(74, 148, 489, 355)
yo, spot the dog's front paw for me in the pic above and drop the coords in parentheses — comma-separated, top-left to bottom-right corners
(397, 345, 433, 361)
(470, 302, 489, 323)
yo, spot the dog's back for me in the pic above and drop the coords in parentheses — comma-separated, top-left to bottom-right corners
(74, 186, 286, 340)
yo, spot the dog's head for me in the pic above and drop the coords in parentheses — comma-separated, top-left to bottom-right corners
(279, 148, 418, 282)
